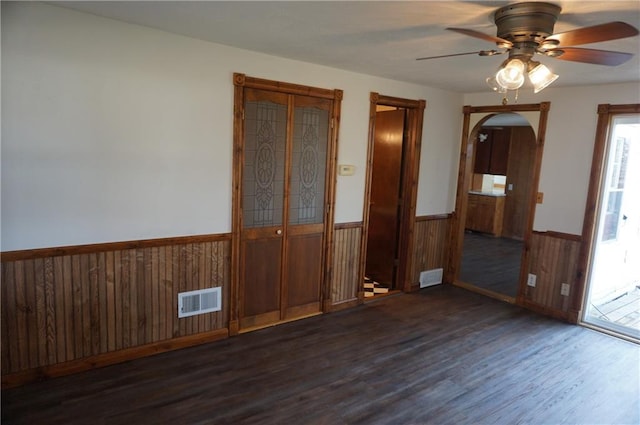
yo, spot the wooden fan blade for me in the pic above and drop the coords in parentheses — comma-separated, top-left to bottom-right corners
(446, 27, 512, 47)
(416, 50, 504, 61)
(549, 47, 634, 66)
(546, 22, 639, 47)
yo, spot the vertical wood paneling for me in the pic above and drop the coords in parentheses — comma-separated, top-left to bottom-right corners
(105, 251, 116, 352)
(15, 261, 29, 371)
(1, 237, 231, 380)
(80, 254, 91, 358)
(62, 256, 74, 362)
(525, 232, 581, 316)
(97, 253, 107, 354)
(89, 253, 100, 356)
(44, 258, 57, 366)
(410, 216, 451, 285)
(1, 266, 10, 373)
(331, 225, 362, 305)
(34, 258, 48, 366)
(130, 249, 139, 347)
(3, 262, 18, 371)
(151, 247, 160, 343)
(24, 260, 38, 368)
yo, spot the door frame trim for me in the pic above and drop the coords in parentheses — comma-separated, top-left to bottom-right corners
(576, 103, 640, 324)
(360, 93, 426, 297)
(447, 102, 550, 305)
(230, 73, 342, 335)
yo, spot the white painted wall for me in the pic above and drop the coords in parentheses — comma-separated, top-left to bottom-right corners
(1, 2, 463, 250)
(465, 82, 640, 235)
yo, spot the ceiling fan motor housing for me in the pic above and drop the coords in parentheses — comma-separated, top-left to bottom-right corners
(494, 2, 561, 43)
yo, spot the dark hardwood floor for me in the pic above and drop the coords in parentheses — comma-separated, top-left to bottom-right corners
(3, 285, 639, 425)
(460, 232, 522, 297)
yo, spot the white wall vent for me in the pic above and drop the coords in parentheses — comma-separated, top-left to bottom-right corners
(419, 268, 443, 288)
(178, 287, 221, 318)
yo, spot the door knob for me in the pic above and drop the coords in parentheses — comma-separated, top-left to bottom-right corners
(276, 229, 283, 235)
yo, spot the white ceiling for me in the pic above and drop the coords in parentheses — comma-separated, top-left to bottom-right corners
(52, 1, 640, 93)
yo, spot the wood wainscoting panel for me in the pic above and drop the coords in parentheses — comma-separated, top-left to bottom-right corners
(330, 223, 362, 309)
(410, 215, 451, 287)
(523, 231, 582, 321)
(1, 235, 231, 386)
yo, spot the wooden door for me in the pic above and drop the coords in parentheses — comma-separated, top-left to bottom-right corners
(365, 109, 405, 286)
(239, 89, 331, 330)
(283, 96, 330, 319)
(502, 126, 536, 239)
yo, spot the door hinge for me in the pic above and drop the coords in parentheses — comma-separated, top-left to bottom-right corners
(331, 118, 335, 129)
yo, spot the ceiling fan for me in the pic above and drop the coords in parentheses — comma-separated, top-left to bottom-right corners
(417, 2, 639, 94)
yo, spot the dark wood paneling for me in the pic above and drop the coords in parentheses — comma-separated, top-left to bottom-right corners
(4, 286, 638, 425)
(523, 231, 581, 320)
(474, 132, 492, 174)
(330, 224, 362, 307)
(1, 234, 231, 262)
(473, 128, 510, 175)
(410, 215, 450, 285)
(1, 237, 231, 386)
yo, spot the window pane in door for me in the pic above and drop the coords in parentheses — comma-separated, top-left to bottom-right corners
(289, 104, 329, 225)
(243, 100, 287, 228)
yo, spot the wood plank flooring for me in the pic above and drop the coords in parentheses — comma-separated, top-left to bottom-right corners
(459, 232, 522, 297)
(3, 285, 639, 425)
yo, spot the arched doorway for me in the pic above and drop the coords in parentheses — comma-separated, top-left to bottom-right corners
(447, 103, 550, 304)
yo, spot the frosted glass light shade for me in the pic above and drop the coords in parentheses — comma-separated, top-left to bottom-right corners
(528, 63, 559, 93)
(495, 59, 525, 90)
(486, 76, 507, 93)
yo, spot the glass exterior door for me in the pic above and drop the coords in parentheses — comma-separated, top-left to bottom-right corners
(583, 114, 640, 341)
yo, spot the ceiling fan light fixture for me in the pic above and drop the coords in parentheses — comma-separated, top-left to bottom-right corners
(495, 58, 526, 90)
(528, 61, 559, 93)
(486, 76, 507, 93)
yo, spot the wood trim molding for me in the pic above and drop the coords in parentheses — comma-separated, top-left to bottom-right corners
(233, 73, 339, 100)
(465, 103, 548, 113)
(415, 213, 452, 222)
(334, 222, 363, 230)
(1, 233, 232, 262)
(2, 329, 228, 389)
(532, 230, 582, 242)
(328, 299, 359, 313)
(229, 73, 343, 333)
(447, 102, 550, 309)
(361, 92, 426, 296)
(520, 299, 572, 322)
(323, 88, 343, 313)
(516, 102, 550, 306)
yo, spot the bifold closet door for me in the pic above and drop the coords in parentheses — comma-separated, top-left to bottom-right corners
(239, 89, 330, 330)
